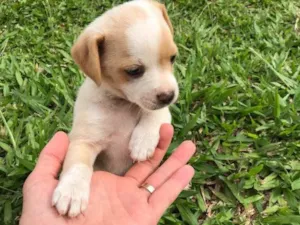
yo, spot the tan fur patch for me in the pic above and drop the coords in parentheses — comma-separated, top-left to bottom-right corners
(150, 0, 174, 34)
(154, 2, 178, 72)
(71, 33, 104, 86)
(100, 5, 147, 89)
(159, 25, 178, 71)
(71, 4, 147, 91)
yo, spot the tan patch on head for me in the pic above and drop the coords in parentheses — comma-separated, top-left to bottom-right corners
(71, 4, 147, 92)
(147, 1, 177, 71)
(159, 26, 177, 71)
(71, 33, 104, 86)
(150, 0, 174, 34)
(152, 2, 177, 71)
(100, 5, 147, 88)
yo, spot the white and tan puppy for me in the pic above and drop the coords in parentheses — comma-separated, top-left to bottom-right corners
(52, 0, 178, 217)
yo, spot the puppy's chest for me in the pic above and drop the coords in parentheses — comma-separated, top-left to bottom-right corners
(93, 103, 141, 174)
(103, 103, 141, 143)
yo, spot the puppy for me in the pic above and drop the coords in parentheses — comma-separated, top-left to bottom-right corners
(52, 0, 178, 217)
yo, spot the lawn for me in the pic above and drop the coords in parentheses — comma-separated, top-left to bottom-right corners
(1, 0, 300, 224)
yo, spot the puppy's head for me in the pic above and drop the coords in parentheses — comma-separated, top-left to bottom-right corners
(71, 0, 178, 110)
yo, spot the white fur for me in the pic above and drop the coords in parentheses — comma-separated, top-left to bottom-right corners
(52, 0, 178, 217)
(52, 164, 92, 217)
(130, 108, 171, 161)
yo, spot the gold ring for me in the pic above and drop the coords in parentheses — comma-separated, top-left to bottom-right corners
(141, 183, 155, 194)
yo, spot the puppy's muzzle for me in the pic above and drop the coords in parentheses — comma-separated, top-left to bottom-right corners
(156, 91, 175, 105)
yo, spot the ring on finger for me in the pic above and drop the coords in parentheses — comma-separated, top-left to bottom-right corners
(141, 183, 155, 194)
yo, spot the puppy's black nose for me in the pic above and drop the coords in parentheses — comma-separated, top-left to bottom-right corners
(157, 91, 175, 105)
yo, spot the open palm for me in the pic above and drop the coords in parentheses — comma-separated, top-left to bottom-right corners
(20, 124, 195, 225)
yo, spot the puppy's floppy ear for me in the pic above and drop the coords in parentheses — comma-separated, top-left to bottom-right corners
(152, 2, 174, 34)
(71, 32, 104, 86)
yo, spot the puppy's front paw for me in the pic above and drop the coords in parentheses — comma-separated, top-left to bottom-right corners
(52, 164, 92, 217)
(129, 128, 159, 161)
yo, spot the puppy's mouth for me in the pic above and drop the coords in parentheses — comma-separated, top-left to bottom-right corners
(138, 99, 175, 111)
(144, 104, 165, 111)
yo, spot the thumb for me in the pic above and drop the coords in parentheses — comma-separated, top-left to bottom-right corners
(33, 132, 69, 178)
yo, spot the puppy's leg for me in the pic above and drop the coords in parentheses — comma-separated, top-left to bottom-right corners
(52, 141, 101, 217)
(130, 107, 171, 161)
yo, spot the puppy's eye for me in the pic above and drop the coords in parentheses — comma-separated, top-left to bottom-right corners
(170, 55, 176, 64)
(125, 66, 145, 78)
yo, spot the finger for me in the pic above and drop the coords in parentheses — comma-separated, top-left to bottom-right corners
(149, 165, 194, 217)
(33, 132, 69, 178)
(156, 124, 174, 150)
(140, 141, 195, 197)
(125, 124, 173, 184)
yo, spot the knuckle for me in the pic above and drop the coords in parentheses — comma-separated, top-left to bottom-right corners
(143, 160, 157, 171)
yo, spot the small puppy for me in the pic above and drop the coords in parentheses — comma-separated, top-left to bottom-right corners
(52, 0, 178, 217)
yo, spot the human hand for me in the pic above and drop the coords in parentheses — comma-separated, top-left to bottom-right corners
(20, 124, 195, 225)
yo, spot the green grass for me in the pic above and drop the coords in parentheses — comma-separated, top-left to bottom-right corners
(1, 0, 300, 224)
